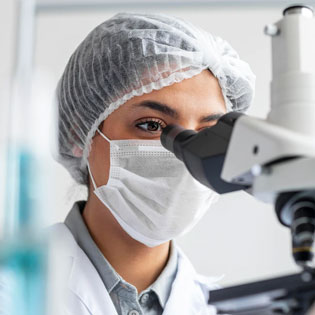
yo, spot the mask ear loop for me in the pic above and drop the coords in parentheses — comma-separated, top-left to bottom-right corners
(97, 128, 111, 142)
(87, 162, 97, 190)
(97, 128, 119, 149)
(88, 129, 115, 190)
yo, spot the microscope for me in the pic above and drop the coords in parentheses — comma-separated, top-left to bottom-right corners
(161, 4, 315, 315)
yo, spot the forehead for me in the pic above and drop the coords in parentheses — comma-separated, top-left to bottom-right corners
(123, 69, 226, 113)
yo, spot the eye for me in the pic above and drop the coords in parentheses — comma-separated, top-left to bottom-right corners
(197, 121, 219, 132)
(198, 125, 214, 132)
(135, 118, 166, 133)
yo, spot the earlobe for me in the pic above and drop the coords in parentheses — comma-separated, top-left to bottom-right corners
(72, 145, 83, 157)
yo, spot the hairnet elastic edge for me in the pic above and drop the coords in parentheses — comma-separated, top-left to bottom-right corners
(79, 67, 226, 179)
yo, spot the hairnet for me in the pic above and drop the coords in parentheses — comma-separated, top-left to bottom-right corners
(56, 12, 255, 185)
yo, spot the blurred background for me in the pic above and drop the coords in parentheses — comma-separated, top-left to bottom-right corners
(0, 0, 307, 287)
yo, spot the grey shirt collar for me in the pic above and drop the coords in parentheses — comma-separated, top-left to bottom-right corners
(64, 201, 178, 308)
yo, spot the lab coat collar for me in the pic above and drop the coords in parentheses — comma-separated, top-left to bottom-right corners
(50, 223, 220, 315)
(50, 223, 118, 315)
(163, 246, 221, 314)
(148, 239, 178, 308)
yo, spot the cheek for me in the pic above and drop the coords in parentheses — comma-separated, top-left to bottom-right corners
(89, 137, 111, 187)
(97, 142, 111, 186)
(103, 113, 134, 139)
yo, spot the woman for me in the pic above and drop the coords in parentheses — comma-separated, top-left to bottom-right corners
(52, 12, 255, 315)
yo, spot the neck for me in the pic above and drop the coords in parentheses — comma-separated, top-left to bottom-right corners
(82, 196, 170, 293)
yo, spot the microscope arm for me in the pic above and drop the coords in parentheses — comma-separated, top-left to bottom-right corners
(221, 113, 315, 204)
(161, 4, 315, 313)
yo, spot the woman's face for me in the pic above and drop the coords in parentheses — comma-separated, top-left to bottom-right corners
(88, 69, 226, 189)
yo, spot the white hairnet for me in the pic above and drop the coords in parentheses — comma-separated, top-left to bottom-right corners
(56, 12, 255, 185)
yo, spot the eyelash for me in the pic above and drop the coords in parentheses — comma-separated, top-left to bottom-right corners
(135, 118, 167, 133)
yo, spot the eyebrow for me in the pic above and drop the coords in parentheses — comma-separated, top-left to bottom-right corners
(133, 100, 225, 123)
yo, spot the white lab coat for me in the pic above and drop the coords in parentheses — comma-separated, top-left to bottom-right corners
(50, 223, 219, 315)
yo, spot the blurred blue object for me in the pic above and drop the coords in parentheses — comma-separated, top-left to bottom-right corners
(0, 147, 49, 315)
(0, 0, 50, 314)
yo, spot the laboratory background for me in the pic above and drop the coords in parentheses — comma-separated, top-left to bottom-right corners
(0, 0, 305, 288)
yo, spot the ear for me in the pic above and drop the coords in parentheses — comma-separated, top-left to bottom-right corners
(72, 144, 83, 157)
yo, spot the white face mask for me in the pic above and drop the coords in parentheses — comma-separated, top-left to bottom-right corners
(87, 129, 220, 247)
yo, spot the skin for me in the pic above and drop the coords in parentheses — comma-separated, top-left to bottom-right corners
(83, 69, 227, 294)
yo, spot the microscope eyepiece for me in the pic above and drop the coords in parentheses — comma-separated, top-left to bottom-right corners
(160, 112, 247, 193)
(283, 4, 314, 17)
(160, 124, 196, 161)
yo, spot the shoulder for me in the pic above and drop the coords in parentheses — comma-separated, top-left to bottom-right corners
(46, 223, 109, 315)
(47, 223, 79, 262)
(175, 244, 223, 290)
(47, 222, 103, 280)
(167, 244, 220, 314)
